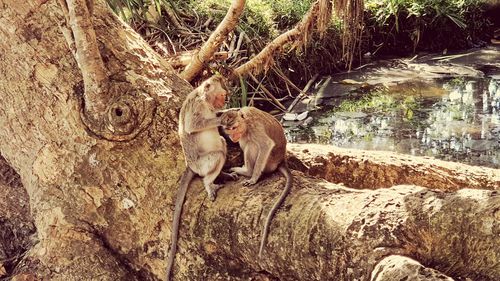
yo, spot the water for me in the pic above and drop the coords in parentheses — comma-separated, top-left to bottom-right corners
(285, 77, 500, 168)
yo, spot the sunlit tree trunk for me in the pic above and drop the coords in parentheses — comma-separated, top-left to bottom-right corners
(0, 0, 191, 279)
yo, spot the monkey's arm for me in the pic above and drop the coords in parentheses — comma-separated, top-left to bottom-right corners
(185, 111, 221, 134)
(245, 136, 274, 185)
(230, 145, 253, 177)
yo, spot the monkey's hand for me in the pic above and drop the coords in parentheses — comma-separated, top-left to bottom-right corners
(228, 172, 239, 181)
(242, 178, 258, 186)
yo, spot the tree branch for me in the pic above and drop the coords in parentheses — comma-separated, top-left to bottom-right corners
(233, 0, 332, 77)
(180, 0, 246, 82)
(55, 0, 158, 142)
(63, 0, 108, 115)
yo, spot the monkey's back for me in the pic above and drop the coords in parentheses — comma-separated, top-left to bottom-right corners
(241, 107, 287, 170)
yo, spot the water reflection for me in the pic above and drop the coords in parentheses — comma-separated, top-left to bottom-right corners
(286, 77, 500, 168)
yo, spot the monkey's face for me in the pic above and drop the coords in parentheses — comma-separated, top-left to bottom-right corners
(213, 90, 226, 109)
(204, 78, 228, 110)
(220, 110, 246, 142)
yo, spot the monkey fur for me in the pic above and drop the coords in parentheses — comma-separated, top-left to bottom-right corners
(220, 106, 292, 257)
(166, 75, 232, 280)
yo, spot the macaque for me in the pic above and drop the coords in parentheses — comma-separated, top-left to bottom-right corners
(166, 75, 234, 280)
(220, 106, 292, 257)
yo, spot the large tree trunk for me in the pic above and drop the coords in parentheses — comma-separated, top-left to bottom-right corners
(0, 0, 191, 279)
(0, 1, 498, 281)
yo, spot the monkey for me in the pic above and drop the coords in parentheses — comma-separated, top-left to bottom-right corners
(219, 106, 292, 257)
(166, 75, 235, 280)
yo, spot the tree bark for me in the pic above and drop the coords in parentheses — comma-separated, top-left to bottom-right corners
(287, 144, 500, 191)
(0, 1, 498, 281)
(0, 0, 191, 279)
(0, 155, 35, 278)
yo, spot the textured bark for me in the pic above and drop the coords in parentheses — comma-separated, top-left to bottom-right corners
(0, 0, 191, 279)
(371, 255, 454, 281)
(61, 0, 109, 110)
(0, 155, 35, 278)
(166, 176, 499, 280)
(0, 1, 498, 281)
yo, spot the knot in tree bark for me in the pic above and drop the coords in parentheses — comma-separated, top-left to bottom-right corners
(81, 82, 156, 142)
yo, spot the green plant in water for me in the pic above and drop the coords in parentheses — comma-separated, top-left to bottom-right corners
(363, 132, 374, 142)
(337, 91, 397, 113)
(402, 95, 417, 120)
(447, 77, 467, 87)
(335, 90, 423, 125)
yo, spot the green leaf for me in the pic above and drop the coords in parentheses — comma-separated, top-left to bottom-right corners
(239, 76, 248, 107)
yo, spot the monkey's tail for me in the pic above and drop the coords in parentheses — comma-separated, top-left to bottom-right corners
(166, 168, 195, 280)
(259, 163, 292, 258)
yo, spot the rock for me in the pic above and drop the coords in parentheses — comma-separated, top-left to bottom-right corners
(371, 255, 454, 281)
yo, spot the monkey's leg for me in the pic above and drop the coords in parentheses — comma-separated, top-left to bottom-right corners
(197, 151, 226, 201)
(244, 139, 274, 186)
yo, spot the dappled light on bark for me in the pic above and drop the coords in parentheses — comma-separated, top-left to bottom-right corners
(58, 0, 157, 142)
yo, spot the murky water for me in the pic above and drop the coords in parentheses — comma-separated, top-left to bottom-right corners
(285, 76, 500, 168)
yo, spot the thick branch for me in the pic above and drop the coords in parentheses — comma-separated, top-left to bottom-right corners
(233, 0, 332, 77)
(65, 0, 109, 114)
(180, 0, 246, 82)
(287, 144, 500, 190)
(167, 50, 230, 69)
(170, 175, 499, 280)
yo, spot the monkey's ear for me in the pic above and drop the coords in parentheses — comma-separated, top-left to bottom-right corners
(203, 82, 212, 93)
(239, 110, 246, 119)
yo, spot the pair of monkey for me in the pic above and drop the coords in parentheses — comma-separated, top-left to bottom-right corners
(166, 75, 292, 280)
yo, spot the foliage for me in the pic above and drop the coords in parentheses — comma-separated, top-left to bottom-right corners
(336, 89, 420, 121)
(105, 0, 494, 111)
(364, 0, 492, 54)
(107, 0, 165, 23)
(149, 0, 315, 38)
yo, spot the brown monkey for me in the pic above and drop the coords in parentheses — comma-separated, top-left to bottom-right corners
(220, 106, 292, 257)
(166, 75, 234, 280)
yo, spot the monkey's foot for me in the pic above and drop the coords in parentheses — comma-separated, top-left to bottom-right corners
(206, 184, 222, 201)
(218, 171, 238, 182)
(242, 178, 258, 186)
(228, 172, 239, 180)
